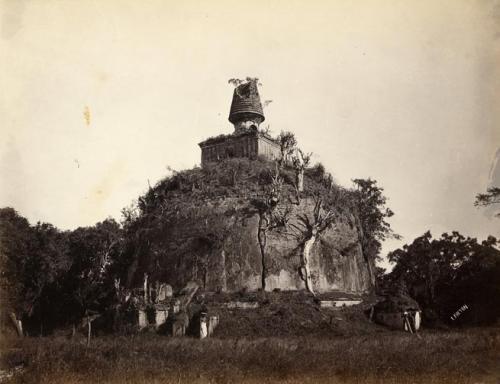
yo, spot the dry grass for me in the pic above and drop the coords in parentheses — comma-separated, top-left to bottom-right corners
(1, 327, 499, 384)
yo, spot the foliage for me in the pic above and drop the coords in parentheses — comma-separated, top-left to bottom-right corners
(228, 77, 262, 88)
(0, 208, 33, 316)
(0, 208, 74, 334)
(0, 207, 125, 334)
(63, 219, 123, 322)
(386, 231, 500, 325)
(199, 130, 268, 146)
(347, 178, 399, 288)
(1, 156, 395, 331)
(475, 186, 500, 217)
(304, 162, 335, 191)
(307, 162, 326, 180)
(352, 179, 398, 246)
(0, 208, 70, 316)
(276, 130, 297, 165)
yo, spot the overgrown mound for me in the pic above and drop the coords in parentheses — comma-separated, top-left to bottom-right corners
(119, 158, 372, 294)
(197, 291, 384, 338)
(136, 158, 336, 212)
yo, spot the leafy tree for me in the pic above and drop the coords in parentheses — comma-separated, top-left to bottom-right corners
(277, 131, 297, 167)
(351, 178, 399, 288)
(475, 186, 500, 217)
(0, 209, 71, 334)
(387, 231, 500, 325)
(25, 222, 71, 331)
(1, 208, 128, 334)
(64, 219, 123, 324)
(446, 236, 500, 324)
(0, 208, 32, 332)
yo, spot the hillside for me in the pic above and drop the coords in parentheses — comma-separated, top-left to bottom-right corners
(120, 158, 372, 294)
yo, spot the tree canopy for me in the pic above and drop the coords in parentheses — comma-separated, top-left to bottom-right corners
(383, 231, 500, 326)
(351, 178, 399, 287)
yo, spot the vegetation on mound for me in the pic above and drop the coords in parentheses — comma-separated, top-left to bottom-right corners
(201, 291, 381, 338)
(1, 149, 398, 336)
(4, 128, 498, 337)
(120, 156, 397, 292)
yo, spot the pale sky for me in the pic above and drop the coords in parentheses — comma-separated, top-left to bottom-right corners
(1, 0, 499, 267)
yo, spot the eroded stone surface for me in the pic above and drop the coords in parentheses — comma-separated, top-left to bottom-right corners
(130, 197, 371, 295)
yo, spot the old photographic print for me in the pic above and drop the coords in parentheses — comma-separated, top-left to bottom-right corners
(0, 1, 499, 383)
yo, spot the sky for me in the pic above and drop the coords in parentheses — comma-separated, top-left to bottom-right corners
(1, 0, 499, 268)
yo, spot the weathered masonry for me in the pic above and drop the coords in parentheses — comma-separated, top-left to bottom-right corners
(199, 79, 280, 166)
(199, 131, 280, 165)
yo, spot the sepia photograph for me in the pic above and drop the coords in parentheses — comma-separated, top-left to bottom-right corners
(0, 0, 499, 383)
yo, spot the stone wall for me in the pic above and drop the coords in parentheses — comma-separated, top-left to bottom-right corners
(200, 133, 257, 165)
(199, 132, 280, 165)
(257, 135, 281, 161)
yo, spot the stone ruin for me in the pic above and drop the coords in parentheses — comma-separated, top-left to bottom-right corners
(115, 276, 218, 338)
(111, 78, 416, 336)
(369, 282, 422, 334)
(198, 78, 281, 166)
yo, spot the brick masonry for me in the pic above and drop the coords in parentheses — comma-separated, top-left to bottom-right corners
(199, 130, 280, 166)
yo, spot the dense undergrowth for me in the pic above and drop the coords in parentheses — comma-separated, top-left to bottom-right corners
(136, 158, 341, 215)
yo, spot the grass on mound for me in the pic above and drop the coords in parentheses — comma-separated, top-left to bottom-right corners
(203, 290, 383, 338)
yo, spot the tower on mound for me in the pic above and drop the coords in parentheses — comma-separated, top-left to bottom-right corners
(229, 79, 265, 133)
(199, 78, 280, 166)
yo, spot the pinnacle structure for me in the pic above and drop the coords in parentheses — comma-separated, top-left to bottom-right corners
(198, 79, 280, 165)
(228, 79, 265, 133)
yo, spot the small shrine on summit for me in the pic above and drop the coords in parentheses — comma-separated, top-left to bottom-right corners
(198, 79, 281, 166)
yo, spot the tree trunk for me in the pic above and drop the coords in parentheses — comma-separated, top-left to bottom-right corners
(87, 316, 91, 347)
(9, 313, 23, 338)
(296, 170, 304, 192)
(354, 214, 376, 290)
(301, 232, 316, 295)
(143, 273, 148, 303)
(365, 254, 376, 288)
(220, 250, 227, 292)
(202, 256, 208, 290)
(257, 214, 268, 291)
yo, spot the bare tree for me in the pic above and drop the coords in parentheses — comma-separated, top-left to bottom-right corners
(292, 149, 312, 194)
(290, 193, 348, 295)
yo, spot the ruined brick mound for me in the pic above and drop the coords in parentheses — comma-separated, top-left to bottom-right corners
(126, 159, 372, 296)
(198, 291, 385, 338)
